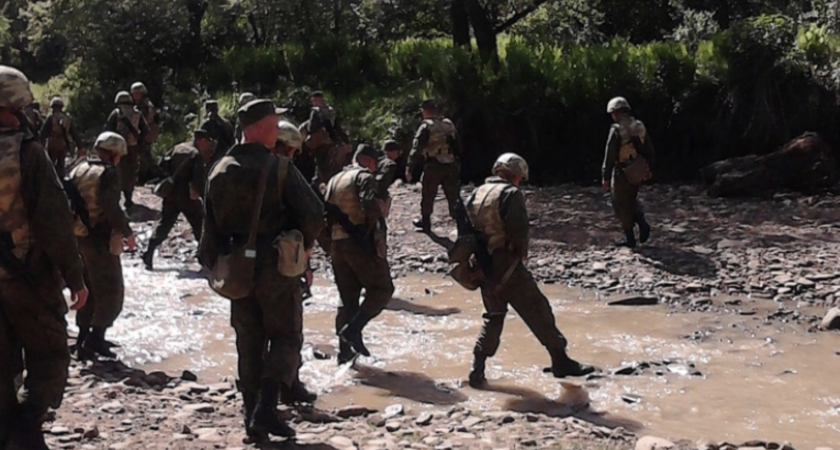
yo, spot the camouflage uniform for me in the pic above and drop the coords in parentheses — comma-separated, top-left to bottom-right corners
(306, 104, 350, 187)
(199, 106, 235, 163)
(0, 67, 86, 445)
(69, 152, 133, 350)
(143, 141, 206, 269)
(40, 105, 84, 179)
(407, 115, 461, 229)
(602, 115, 655, 247)
(105, 97, 149, 207)
(200, 144, 324, 435)
(134, 96, 163, 182)
(325, 162, 394, 362)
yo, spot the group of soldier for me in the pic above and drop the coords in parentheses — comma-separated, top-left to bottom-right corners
(0, 62, 656, 447)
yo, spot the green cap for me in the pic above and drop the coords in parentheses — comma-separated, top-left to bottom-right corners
(354, 144, 380, 161)
(237, 99, 288, 128)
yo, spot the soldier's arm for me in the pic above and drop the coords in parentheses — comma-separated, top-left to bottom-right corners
(100, 168, 133, 237)
(190, 154, 206, 197)
(308, 108, 324, 133)
(39, 114, 53, 143)
(138, 114, 150, 142)
(500, 188, 529, 260)
(407, 125, 430, 172)
(20, 141, 86, 292)
(641, 134, 656, 169)
(69, 119, 84, 150)
(602, 126, 620, 182)
(105, 110, 118, 132)
(198, 192, 218, 269)
(357, 173, 383, 225)
(281, 162, 325, 250)
(376, 159, 398, 198)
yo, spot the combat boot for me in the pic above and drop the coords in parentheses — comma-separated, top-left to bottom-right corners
(141, 245, 156, 271)
(546, 349, 595, 378)
(242, 392, 258, 431)
(83, 327, 117, 359)
(280, 378, 317, 405)
(337, 341, 355, 366)
(338, 311, 373, 357)
(468, 356, 487, 389)
(412, 216, 431, 232)
(635, 213, 651, 244)
(71, 327, 90, 354)
(249, 381, 295, 439)
(616, 230, 636, 248)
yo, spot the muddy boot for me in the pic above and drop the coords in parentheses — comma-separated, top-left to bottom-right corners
(546, 350, 595, 378)
(71, 327, 90, 354)
(242, 392, 258, 432)
(338, 311, 373, 357)
(615, 229, 637, 248)
(83, 327, 117, 359)
(412, 216, 431, 232)
(141, 245, 156, 271)
(7, 406, 49, 450)
(635, 214, 651, 244)
(280, 378, 317, 405)
(337, 341, 355, 366)
(468, 356, 487, 389)
(249, 381, 295, 439)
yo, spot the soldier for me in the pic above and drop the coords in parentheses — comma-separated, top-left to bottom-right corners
(142, 130, 216, 270)
(602, 97, 655, 248)
(0, 65, 88, 449)
(105, 91, 149, 209)
(324, 144, 394, 364)
(233, 92, 256, 143)
(406, 100, 462, 232)
(69, 131, 135, 359)
(200, 99, 324, 440)
(376, 140, 401, 199)
(40, 96, 84, 178)
(461, 153, 594, 388)
(306, 91, 352, 188)
(273, 121, 303, 159)
(199, 99, 235, 163)
(131, 82, 163, 182)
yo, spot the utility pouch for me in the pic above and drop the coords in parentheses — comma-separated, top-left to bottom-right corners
(275, 230, 307, 278)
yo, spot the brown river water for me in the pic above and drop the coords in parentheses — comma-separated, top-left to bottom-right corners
(76, 256, 840, 449)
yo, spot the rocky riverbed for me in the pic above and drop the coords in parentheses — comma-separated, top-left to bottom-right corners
(46, 182, 840, 450)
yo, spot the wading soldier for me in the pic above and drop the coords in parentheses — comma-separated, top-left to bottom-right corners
(0, 65, 88, 449)
(459, 153, 594, 388)
(200, 100, 324, 440)
(602, 97, 655, 248)
(306, 91, 351, 188)
(324, 144, 394, 364)
(142, 129, 215, 270)
(199, 99, 235, 163)
(105, 91, 149, 209)
(406, 100, 462, 232)
(69, 132, 135, 359)
(131, 82, 163, 182)
(41, 97, 84, 178)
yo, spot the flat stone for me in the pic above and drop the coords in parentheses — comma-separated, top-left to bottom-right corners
(183, 403, 215, 413)
(181, 370, 198, 382)
(329, 436, 355, 448)
(367, 414, 386, 427)
(415, 412, 433, 426)
(608, 296, 658, 306)
(592, 262, 608, 273)
(636, 436, 676, 450)
(385, 420, 402, 432)
(50, 426, 71, 436)
(99, 401, 124, 414)
(820, 308, 840, 330)
(337, 404, 376, 418)
(383, 403, 405, 419)
(461, 417, 483, 429)
(691, 246, 714, 255)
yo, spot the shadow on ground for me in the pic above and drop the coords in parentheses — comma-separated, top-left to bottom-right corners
(387, 297, 461, 317)
(353, 363, 467, 406)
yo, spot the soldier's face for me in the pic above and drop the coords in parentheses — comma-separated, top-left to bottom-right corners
(311, 97, 324, 106)
(387, 150, 399, 161)
(132, 91, 143, 101)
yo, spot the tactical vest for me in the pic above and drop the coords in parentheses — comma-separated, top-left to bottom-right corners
(325, 167, 367, 241)
(69, 159, 107, 232)
(48, 112, 72, 141)
(616, 117, 647, 163)
(466, 180, 516, 254)
(0, 132, 32, 278)
(422, 118, 457, 164)
(115, 107, 142, 146)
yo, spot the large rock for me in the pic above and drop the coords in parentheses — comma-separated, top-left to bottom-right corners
(636, 436, 676, 450)
(820, 308, 840, 330)
(701, 132, 836, 198)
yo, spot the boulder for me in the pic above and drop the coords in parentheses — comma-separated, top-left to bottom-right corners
(820, 308, 840, 330)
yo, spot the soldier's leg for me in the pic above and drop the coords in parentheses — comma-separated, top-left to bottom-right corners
(183, 199, 205, 243)
(631, 191, 651, 243)
(611, 172, 638, 247)
(143, 200, 181, 270)
(331, 242, 363, 362)
(253, 266, 302, 396)
(75, 239, 97, 345)
(417, 165, 443, 230)
(230, 296, 266, 430)
(441, 162, 462, 221)
(0, 308, 18, 446)
(81, 235, 124, 357)
(469, 286, 508, 387)
(119, 147, 140, 208)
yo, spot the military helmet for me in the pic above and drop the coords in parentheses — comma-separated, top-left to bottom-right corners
(0, 65, 34, 110)
(492, 152, 529, 181)
(94, 131, 128, 157)
(130, 82, 147, 94)
(607, 97, 631, 113)
(238, 92, 256, 106)
(50, 96, 65, 108)
(115, 91, 133, 105)
(276, 120, 303, 150)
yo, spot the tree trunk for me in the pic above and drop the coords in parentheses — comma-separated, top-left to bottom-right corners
(463, 0, 498, 66)
(450, 0, 470, 48)
(186, 0, 208, 63)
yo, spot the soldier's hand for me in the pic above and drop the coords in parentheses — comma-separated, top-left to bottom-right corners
(125, 235, 136, 252)
(405, 170, 413, 183)
(304, 268, 314, 288)
(602, 180, 610, 192)
(71, 287, 89, 311)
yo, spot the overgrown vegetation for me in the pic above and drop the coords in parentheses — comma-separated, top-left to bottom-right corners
(4, 0, 840, 183)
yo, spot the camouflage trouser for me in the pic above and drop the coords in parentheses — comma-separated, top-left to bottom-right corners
(312, 144, 347, 187)
(611, 169, 644, 232)
(149, 194, 204, 248)
(331, 239, 395, 336)
(474, 254, 568, 359)
(118, 145, 140, 205)
(0, 265, 70, 438)
(46, 139, 70, 179)
(77, 234, 124, 329)
(231, 262, 303, 397)
(421, 160, 461, 219)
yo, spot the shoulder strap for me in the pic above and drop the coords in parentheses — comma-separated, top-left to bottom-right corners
(246, 161, 272, 248)
(276, 155, 290, 203)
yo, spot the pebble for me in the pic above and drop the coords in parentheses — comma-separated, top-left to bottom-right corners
(329, 436, 355, 448)
(99, 401, 125, 414)
(820, 307, 840, 330)
(636, 436, 676, 450)
(415, 412, 434, 426)
(383, 404, 405, 419)
(50, 426, 71, 436)
(337, 405, 376, 418)
(183, 403, 215, 413)
(385, 420, 402, 432)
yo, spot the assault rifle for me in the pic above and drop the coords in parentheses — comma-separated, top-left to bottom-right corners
(452, 197, 495, 284)
(323, 202, 374, 255)
(62, 178, 92, 232)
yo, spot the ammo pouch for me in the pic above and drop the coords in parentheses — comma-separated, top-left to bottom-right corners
(109, 232, 123, 256)
(622, 156, 651, 186)
(275, 230, 307, 278)
(449, 260, 484, 291)
(153, 177, 175, 198)
(448, 234, 479, 264)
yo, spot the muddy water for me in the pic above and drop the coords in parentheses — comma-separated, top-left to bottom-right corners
(81, 256, 840, 449)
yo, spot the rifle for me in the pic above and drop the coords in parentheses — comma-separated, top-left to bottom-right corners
(323, 202, 374, 255)
(62, 178, 92, 232)
(119, 115, 142, 142)
(452, 197, 494, 283)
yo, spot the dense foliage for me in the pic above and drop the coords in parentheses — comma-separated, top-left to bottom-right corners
(3, 0, 840, 183)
